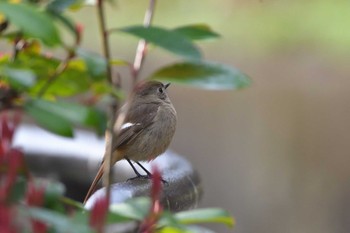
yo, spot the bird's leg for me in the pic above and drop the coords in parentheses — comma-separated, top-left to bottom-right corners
(136, 161, 153, 177)
(125, 158, 168, 184)
(126, 158, 150, 180)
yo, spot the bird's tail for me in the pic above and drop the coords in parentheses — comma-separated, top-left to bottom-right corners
(83, 162, 104, 204)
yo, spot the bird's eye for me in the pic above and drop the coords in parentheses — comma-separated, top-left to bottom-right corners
(158, 87, 163, 93)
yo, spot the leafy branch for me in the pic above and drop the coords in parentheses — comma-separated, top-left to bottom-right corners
(0, 0, 249, 232)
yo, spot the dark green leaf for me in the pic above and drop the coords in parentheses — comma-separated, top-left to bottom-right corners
(118, 26, 202, 60)
(44, 181, 65, 209)
(110, 197, 150, 220)
(175, 208, 235, 228)
(24, 100, 74, 137)
(48, 10, 77, 38)
(0, 67, 36, 89)
(173, 24, 220, 41)
(8, 177, 27, 203)
(149, 61, 251, 90)
(77, 48, 107, 80)
(23, 207, 93, 233)
(24, 99, 106, 137)
(0, 3, 61, 46)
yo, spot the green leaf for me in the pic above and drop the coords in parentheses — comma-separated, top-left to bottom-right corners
(158, 211, 187, 231)
(118, 26, 202, 60)
(77, 48, 107, 80)
(0, 67, 36, 89)
(149, 61, 251, 90)
(46, 0, 79, 13)
(24, 100, 74, 137)
(24, 99, 106, 137)
(23, 207, 93, 233)
(110, 197, 150, 221)
(0, 53, 93, 97)
(60, 197, 85, 211)
(44, 181, 65, 210)
(39, 59, 91, 97)
(175, 208, 235, 228)
(47, 9, 78, 39)
(8, 177, 27, 203)
(0, 3, 61, 46)
(173, 24, 220, 41)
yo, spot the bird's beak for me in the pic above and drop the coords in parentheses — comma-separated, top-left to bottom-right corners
(165, 83, 171, 89)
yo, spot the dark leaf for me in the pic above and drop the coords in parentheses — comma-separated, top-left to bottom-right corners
(173, 24, 220, 41)
(24, 100, 74, 137)
(48, 10, 77, 39)
(149, 61, 251, 90)
(44, 181, 65, 211)
(8, 177, 27, 203)
(0, 3, 61, 46)
(24, 99, 106, 137)
(118, 25, 202, 60)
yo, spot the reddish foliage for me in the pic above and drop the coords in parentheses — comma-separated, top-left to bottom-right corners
(0, 205, 16, 233)
(139, 165, 163, 233)
(0, 112, 23, 202)
(0, 112, 23, 233)
(26, 182, 45, 207)
(89, 196, 109, 233)
(25, 182, 47, 233)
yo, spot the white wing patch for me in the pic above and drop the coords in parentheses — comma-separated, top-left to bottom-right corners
(121, 122, 141, 130)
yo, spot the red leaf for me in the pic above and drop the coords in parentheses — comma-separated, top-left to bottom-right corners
(26, 182, 45, 207)
(31, 220, 47, 233)
(89, 196, 109, 233)
(139, 165, 163, 233)
(0, 205, 16, 233)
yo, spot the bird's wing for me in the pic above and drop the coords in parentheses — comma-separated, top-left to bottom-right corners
(113, 103, 160, 150)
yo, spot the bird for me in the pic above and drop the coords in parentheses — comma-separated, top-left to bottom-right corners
(83, 80, 177, 204)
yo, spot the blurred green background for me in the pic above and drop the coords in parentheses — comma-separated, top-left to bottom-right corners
(73, 0, 350, 232)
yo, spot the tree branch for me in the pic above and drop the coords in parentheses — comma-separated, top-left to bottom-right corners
(131, 0, 157, 84)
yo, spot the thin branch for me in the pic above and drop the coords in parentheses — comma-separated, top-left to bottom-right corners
(96, 0, 113, 84)
(96, 0, 117, 203)
(132, 0, 157, 84)
(37, 53, 72, 98)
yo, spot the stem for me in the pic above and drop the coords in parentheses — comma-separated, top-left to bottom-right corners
(132, 0, 157, 84)
(97, 0, 113, 84)
(96, 0, 116, 203)
(37, 54, 71, 97)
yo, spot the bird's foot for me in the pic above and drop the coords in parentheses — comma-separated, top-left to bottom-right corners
(127, 174, 168, 185)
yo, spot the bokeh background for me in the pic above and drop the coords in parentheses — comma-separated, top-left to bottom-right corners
(74, 0, 349, 232)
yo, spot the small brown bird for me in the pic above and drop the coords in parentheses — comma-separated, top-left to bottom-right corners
(84, 81, 177, 204)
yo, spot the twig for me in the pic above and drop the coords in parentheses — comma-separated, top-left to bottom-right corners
(96, 0, 117, 203)
(37, 54, 72, 97)
(131, 0, 157, 84)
